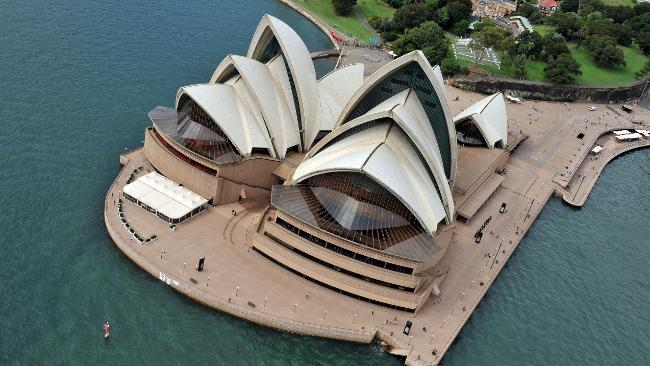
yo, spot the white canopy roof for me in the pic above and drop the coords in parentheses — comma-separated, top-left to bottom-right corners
(615, 133, 642, 140)
(454, 92, 508, 149)
(123, 172, 208, 220)
(636, 129, 650, 137)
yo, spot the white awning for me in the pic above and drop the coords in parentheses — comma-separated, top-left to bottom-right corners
(615, 133, 642, 141)
(635, 129, 650, 137)
(612, 130, 631, 135)
(123, 172, 208, 220)
(591, 145, 603, 154)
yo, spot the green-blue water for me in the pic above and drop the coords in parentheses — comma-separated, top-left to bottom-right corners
(1, 1, 648, 365)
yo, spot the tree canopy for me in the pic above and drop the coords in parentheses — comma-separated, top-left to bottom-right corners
(544, 53, 582, 84)
(543, 33, 571, 61)
(583, 36, 625, 68)
(332, 0, 357, 16)
(391, 21, 449, 66)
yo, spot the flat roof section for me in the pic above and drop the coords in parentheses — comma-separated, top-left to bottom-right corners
(453, 145, 505, 196)
(123, 172, 208, 220)
(457, 173, 504, 221)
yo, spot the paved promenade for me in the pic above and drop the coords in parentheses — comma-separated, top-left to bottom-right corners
(562, 132, 650, 206)
(105, 87, 650, 366)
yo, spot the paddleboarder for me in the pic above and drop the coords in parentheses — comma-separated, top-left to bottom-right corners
(103, 321, 110, 339)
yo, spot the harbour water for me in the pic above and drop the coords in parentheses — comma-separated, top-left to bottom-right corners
(0, 0, 648, 365)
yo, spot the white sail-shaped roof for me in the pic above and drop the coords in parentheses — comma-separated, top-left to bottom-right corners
(432, 65, 445, 94)
(307, 89, 455, 221)
(247, 14, 321, 150)
(318, 64, 365, 131)
(334, 51, 458, 187)
(293, 122, 446, 235)
(453, 92, 508, 149)
(175, 84, 255, 156)
(209, 55, 300, 158)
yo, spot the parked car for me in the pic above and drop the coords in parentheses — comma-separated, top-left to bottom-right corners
(500, 202, 507, 213)
(403, 321, 412, 335)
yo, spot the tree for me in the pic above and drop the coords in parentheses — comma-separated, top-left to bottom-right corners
(516, 31, 544, 59)
(633, 3, 650, 17)
(635, 61, 650, 79)
(435, 7, 450, 28)
(392, 3, 432, 31)
(544, 53, 582, 83)
(583, 35, 625, 67)
(446, 0, 471, 24)
(584, 19, 631, 46)
(548, 11, 581, 39)
(451, 19, 470, 36)
(468, 38, 488, 65)
(391, 21, 450, 65)
(332, 0, 357, 16)
(514, 1, 537, 18)
(560, 0, 580, 13)
(628, 13, 650, 34)
(637, 32, 650, 56)
(602, 6, 634, 24)
(542, 33, 570, 61)
(414, 21, 450, 65)
(472, 21, 507, 50)
(578, 0, 604, 15)
(512, 55, 528, 79)
(440, 57, 467, 76)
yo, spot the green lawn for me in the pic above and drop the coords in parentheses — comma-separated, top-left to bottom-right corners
(476, 60, 546, 81)
(460, 43, 648, 85)
(290, 0, 393, 43)
(569, 43, 648, 85)
(356, 0, 396, 18)
(601, 0, 636, 6)
(534, 24, 556, 36)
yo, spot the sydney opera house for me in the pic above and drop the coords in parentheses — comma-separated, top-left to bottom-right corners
(134, 15, 513, 313)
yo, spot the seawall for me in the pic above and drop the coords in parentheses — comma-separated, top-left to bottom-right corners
(450, 75, 650, 104)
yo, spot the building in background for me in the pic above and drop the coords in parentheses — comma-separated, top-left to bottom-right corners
(471, 0, 518, 18)
(539, 0, 561, 15)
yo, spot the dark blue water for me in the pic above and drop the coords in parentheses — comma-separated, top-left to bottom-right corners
(1, 0, 648, 365)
